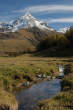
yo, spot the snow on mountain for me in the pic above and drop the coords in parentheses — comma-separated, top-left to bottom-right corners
(0, 13, 54, 32)
(58, 27, 70, 33)
(23, 13, 54, 31)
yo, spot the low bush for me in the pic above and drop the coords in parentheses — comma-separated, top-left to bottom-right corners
(37, 34, 69, 51)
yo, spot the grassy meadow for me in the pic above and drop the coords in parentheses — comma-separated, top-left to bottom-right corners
(0, 54, 73, 90)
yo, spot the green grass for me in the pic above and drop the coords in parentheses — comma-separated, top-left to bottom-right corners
(0, 54, 60, 91)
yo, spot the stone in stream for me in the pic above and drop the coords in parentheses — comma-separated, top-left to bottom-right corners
(47, 76, 51, 81)
(52, 77, 56, 79)
(57, 65, 64, 79)
(23, 81, 30, 87)
(59, 65, 64, 73)
(36, 74, 46, 79)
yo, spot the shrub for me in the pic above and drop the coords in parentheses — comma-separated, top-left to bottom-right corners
(37, 37, 54, 50)
(65, 27, 73, 47)
(3, 78, 12, 91)
(64, 64, 73, 75)
(37, 34, 69, 51)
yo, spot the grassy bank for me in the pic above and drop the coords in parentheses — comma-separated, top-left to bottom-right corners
(0, 54, 73, 90)
(0, 88, 18, 110)
(35, 64, 73, 110)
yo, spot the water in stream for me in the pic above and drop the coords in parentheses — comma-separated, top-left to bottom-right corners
(15, 79, 61, 110)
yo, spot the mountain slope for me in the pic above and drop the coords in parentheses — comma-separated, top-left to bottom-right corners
(0, 27, 56, 56)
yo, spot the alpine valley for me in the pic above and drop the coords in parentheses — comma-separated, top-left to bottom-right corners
(0, 10, 73, 110)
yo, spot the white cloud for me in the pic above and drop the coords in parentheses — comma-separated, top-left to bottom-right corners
(13, 5, 73, 14)
(12, 5, 73, 24)
(48, 18, 73, 23)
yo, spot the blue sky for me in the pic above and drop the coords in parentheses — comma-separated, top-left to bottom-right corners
(0, 0, 73, 30)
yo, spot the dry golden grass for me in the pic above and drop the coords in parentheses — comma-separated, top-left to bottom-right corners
(0, 28, 39, 56)
(0, 39, 35, 56)
(0, 89, 18, 110)
(36, 91, 73, 110)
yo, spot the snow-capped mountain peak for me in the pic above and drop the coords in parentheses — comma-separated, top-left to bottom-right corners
(0, 13, 54, 32)
(24, 12, 36, 20)
(58, 27, 70, 33)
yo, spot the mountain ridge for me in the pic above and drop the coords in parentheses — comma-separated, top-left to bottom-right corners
(0, 13, 54, 33)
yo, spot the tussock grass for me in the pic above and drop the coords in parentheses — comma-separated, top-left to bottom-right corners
(0, 89, 18, 110)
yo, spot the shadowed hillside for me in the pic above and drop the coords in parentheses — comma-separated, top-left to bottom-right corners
(36, 28, 73, 57)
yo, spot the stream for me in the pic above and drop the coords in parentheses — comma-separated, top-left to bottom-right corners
(15, 79, 61, 110)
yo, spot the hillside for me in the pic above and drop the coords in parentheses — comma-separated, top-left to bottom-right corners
(0, 27, 56, 56)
